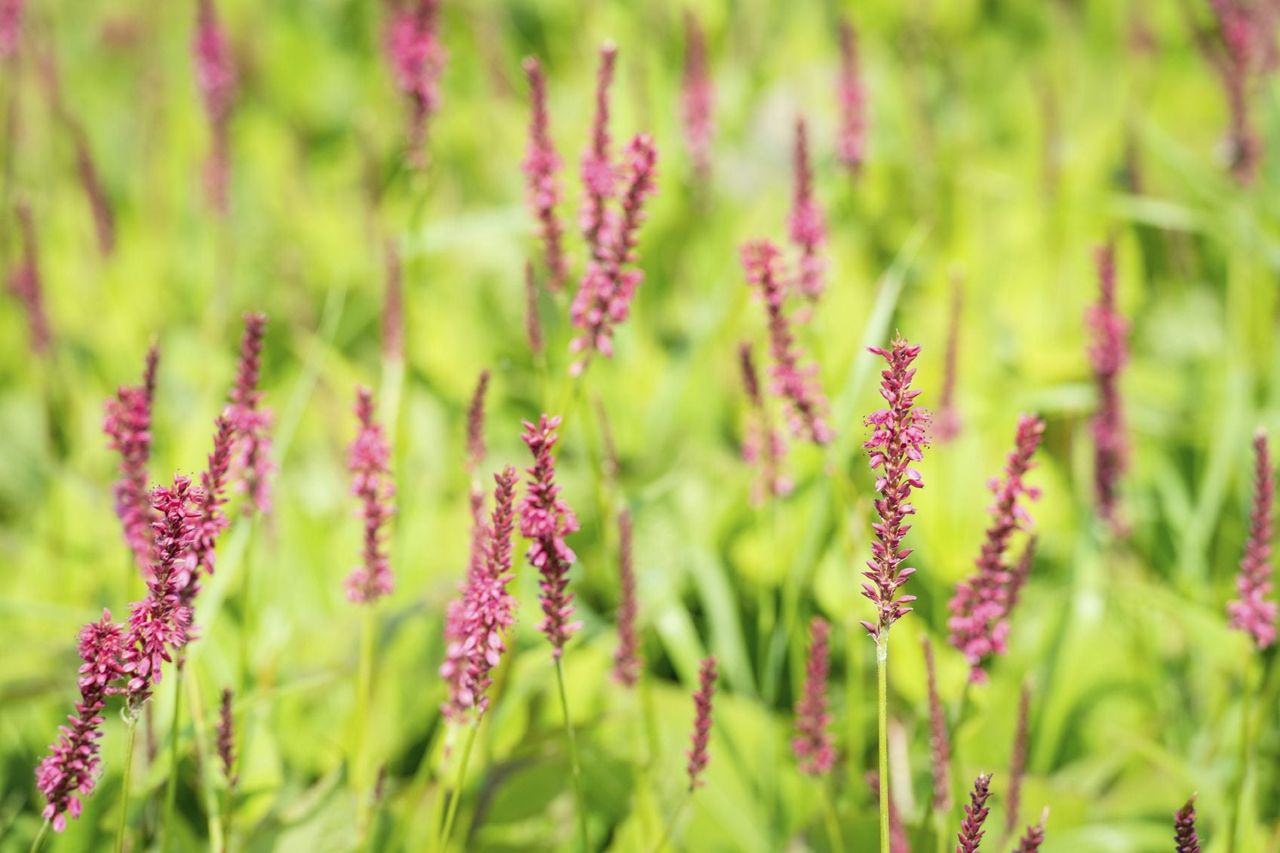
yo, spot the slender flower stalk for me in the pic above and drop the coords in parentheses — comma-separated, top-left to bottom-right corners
(104, 345, 160, 573)
(686, 657, 717, 790)
(1228, 430, 1276, 648)
(681, 11, 713, 182)
(521, 415, 581, 655)
(1175, 796, 1200, 853)
(7, 202, 50, 355)
(522, 56, 568, 291)
(836, 16, 866, 172)
(742, 240, 832, 445)
(525, 260, 544, 356)
(345, 387, 395, 603)
(1006, 683, 1031, 836)
(1014, 810, 1047, 852)
(956, 773, 993, 853)
(34, 613, 126, 832)
(217, 688, 238, 791)
(228, 313, 273, 516)
(192, 0, 237, 215)
(935, 276, 963, 442)
(1087, 242, 1128, 531)
(580, 42, 618, 258)
(866, 772, 909, 853)
(384, 0, 446, 167)
(922, 637, 951, 812)
(613, 510, 641, 686)
(382, 239, 403, 362)
(788, 117, 827, 303)
(948, 415, 1045, 681)
(738, 342, 792, 503)
(793, 618, 834, 775)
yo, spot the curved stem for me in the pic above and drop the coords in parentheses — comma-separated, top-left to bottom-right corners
(114, 720, 139, 853)
(437, 719, 481, 851)
(162, 666, 185, 851)
(554, 657, 590, 852)
(877, 634, 890, 853)
(28, 820, 49, 853)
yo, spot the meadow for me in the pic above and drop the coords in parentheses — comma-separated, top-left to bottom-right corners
(1, 0, 1279, 851)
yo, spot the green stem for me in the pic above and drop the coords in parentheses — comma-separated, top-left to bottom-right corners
(162, 666, 185, 851)
(650, 793, 689, 853)
(1228, 674, 1254, 853)
(437, 720, 481, 851)
(185, 667, 225, 853)
(554, 657, 590, 852)
(354, 606, 377, 842)
(115, 720, 139, 853)
(28, 820, 49, 853)
(876, 634, 890, 853)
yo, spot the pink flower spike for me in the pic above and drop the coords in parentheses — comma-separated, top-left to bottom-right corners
(7, 202, 51, 355)
(681, 12, 714, 182)
(956, 773, 993, 853)
(1015, 810, 1049, 852)
(177, 414, 235, 619)
(104, 344, 160, 573)
(738, 342, 792, 504)
(836, 16, 867, 172)
(686, 656, 717, 790)
(217, 688, 238, 791)
(192, 0, 237, 215)
(466, 369, 490, 477)
(1175, 796, 1200, 853)
(788, 117, 827, 303)
(522, 56, 569, 292)
(792, 617, 834, 775)
(1228, 430, 1276, 648)
(580, 42, 618, 258)
(612, 510, 641, 686)
(741, 240, 832, 446)
(1087, 241, 1128, 532)
(0, 0, 26, 58)
(384, 0, 446, 168)
(228, 313, 274, 517)
(520, 415, 581, 656)
(345, 387, 395, 604)
(860, 337, 927, 640)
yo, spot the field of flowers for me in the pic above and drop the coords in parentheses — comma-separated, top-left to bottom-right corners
(2, 0, 1279, 851)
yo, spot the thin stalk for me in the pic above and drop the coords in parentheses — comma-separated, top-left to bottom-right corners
(115, 719, 139, 853)
(437, 720, 481, 851)
(821, 780, 846, 853)
(161, 666, 185, 851)
(1228, 673, 1254, 853)
(28, 820, 49, 853)
(354, 606, 377, 843)
(554, 658, 590, 852)
(186, 666, 225, 853)
(650, 793, 689, 853)
(876, 634, 890, 853)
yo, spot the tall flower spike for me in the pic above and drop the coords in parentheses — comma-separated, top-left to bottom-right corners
(1006, 682, 1031, 836)
(1087, 242, 1128, 532)
(860, 337, 926, 639)
(520, 415, 581, 656)
(217, 688, 238, 791)
(956, 773, 993, 853)
(35, 612, 126, 832)
(792, 617, 834, 775)
(948, 414, 1045, 681)
(192, 0, 237, 214)
(569, 133, 658, 375)
(613, 510, 641, 686)
(522, 57, 568, 291)
(935, 275, 963, 442)
(384, 0, 446, 168)
(1175, 796, 1200, 853)
(104, 345, 160, 573)
(382, 239, 403, 361)
(686, 657, 717, 790)
(788, 117, 827, 303)
(179, 414, 236, 616)
(923, 637, 952, 812)
(1201, 0, 1266, 183)
(681, 11, 713, 182)
(229, 313, 274, 516)
(738, 342, 792, 503)
(7, 202, 50, 354)
(1014, 810, 1048, 853)
(466, 369, 490, 477)
(580, 42, 618, 258)
(345, 387, 395, 603)
(1228, 430, 1276, 648)
(741, 240, 832, 446)
(525, 260, 544, 356)
(836, 16, 866, 172)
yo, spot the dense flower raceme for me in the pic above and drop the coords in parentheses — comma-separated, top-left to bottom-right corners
(1228, 430, 1276, 648)
(860, 338, 926, 639)
(613, 510, 641, 686)
(218, 688, 238, 790)
(681, 11, 713, 181)
(104, 344, 160, 572)
(788, 117, 827, 303)
(1087, 242, 1128, 531)
(948, 414, 1045, 681)
(179, 414, 236, 614)
(465, 370, 492, 581)
(1175, 796, 1200, 853)
(935, 275, 964, 442)
(957, 773, 993, 853)
(741, 240, 832, 446)
(738, 342, 793, 503)
(836, 16, 866, 171)
(192, 0, 236, 214)
(686, 656, 717, 790)
(522, 56, 569, 291)
(35, 613, 126, 832)
(1202, 0, 1276, 183)
(520, 415, 581, 657)
(792, 617, 834, 775)
(7, 201, 50, 355)
(569, 133, 658, 374)
(1006, 682, 1031, 835)
(229, 313, 274, 516)
(1015, 811, 1048, 852)
(385, 0, 446, 166)
(345, 387, 395, 603)
(922, 637, 951, 811)
(580, 42, 618, 257)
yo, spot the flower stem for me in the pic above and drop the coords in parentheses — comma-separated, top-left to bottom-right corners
(354, 606, 376, 843)
(876, 633, 890, 853)
(161, 666, 185, 851)
(651, 793, 689, 853)
(115, 719, 138, 853)
(437, 719, 481, 851)
(1228, 675, 1254, 853)
(554, 657, 590, 852)
(27, 820, 49, 853)
(185, 666, 225, 853)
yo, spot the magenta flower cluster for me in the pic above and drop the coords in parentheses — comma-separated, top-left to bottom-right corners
(520, 415, 581, 657)
(681, 12, 713, 182)
(192, 0, 236, 214)
(384, 0, 446, 166)
(180, 414, 235, 615)
(686, 656, 717, 790)
(836, 17, 866, 172)
(1228, 430, 1276, 648)
(957, 773, 993, 853)
(1175, 796, 1200, 853)
(345, 387, 395, 603)
(792, 617, 834, 776)
(788, 117, 827, 303)
(948, 414, 1045, 682)
(738, 342, 793, 504)
(218, 688, 238, 791)
(0, 0, 24, 58)
(860, 338, 926, 639)
(104, 345, 160, 573)
(522, 57, 569, 291)
(580, 43, 618, 258)
(229, 313, 273, 517)
(612, 510, 641, 686)
(1087, 242, 1128, 532)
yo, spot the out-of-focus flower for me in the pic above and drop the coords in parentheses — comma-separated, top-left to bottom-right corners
(612, 510, 640, 686)
(525, 260, 544, 356)
(217, 688, 238, 791)
(1228, 430, 1276, 648)
(520, 415, 581, 656)
(1015, 810, 1048, 852)
(788, 117, 827, 303)
(1175, 796, 1200, 853)
(738, 342, 792, 503)
(935, 275, 963, 442)
(956, 773, 993, 853)
(860, 337, 926, 639)
(192, 0, 237, 214)
(523, 57, 569, 291)
(681, 12, 713, 182)
(228, 313, 274, 517)
(686, 657, 717, 790)
(466, 369, 490, 477)
(105, 345, 160, 573)
(7, 202, 50, 354)
(385, 0, 446, 167)
(1087, 241, 1127, 532)
(0, 0, 25, 58)
(1006, 682, 1031, 836)
(793, 617, 833, 775)
(580, 42, 618, 258)
(836, 16, 866, 172)
(345, 387, 395, 603)
(923, 637, 951, 811)
(741, 240, 832, 446)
